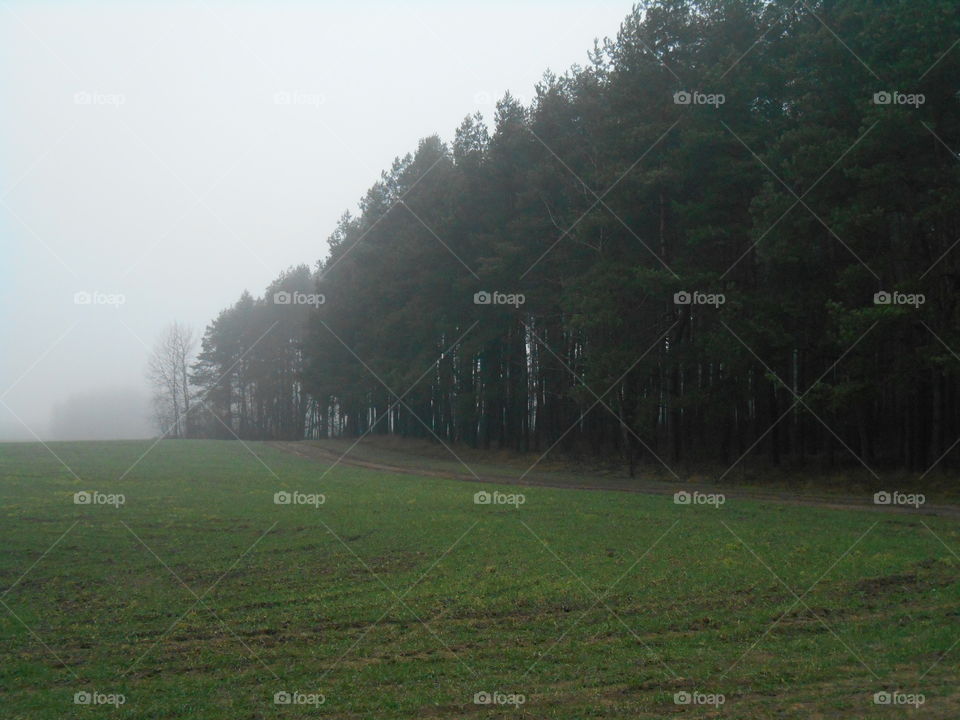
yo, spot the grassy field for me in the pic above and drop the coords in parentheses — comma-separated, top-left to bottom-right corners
(297, 435, 960, 503)
(0, 439, 958, 718)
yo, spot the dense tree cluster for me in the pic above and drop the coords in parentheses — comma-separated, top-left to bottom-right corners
(188, 0, 960, 477)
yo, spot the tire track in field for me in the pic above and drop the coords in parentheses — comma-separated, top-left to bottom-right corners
(267, 441, 960, 518)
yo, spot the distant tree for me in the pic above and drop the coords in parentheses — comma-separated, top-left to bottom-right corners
(191, 267, 316, 440)
(146, 322, 196, 438)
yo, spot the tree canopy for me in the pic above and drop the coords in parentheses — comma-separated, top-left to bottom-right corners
(189, 0, 960, 478)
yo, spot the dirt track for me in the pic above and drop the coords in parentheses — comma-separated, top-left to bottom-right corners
(268, 440, 960, 519)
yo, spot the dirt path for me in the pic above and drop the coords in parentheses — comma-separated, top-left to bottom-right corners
(268, 440, 960, 519)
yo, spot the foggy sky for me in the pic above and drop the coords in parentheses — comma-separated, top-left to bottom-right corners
(0, 0, 631, 441)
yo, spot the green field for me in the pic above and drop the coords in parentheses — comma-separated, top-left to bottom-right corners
(1, 440, 957, 718)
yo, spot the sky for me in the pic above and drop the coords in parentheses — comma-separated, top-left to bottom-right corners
(0, 0, 634, 441)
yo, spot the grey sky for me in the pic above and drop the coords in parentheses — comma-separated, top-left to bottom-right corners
(0, 0, 632, 440)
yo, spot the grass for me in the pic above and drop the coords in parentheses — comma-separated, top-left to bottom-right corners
(300, 434, 960, 502)
(0, 439, 958, 718)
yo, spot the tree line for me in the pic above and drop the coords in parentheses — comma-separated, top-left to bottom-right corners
(164, 0, 960, 478)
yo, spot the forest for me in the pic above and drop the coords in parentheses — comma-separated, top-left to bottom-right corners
(181, 0, 960, 477)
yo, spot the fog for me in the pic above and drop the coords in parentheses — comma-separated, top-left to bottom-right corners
(0, 0, 630, 441)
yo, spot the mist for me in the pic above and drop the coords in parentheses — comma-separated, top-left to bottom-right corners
(49, 386, 154, 440)
(0, 0, 630, 441)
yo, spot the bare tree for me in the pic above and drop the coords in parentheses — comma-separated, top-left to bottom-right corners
(147, 322, 197, 438)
